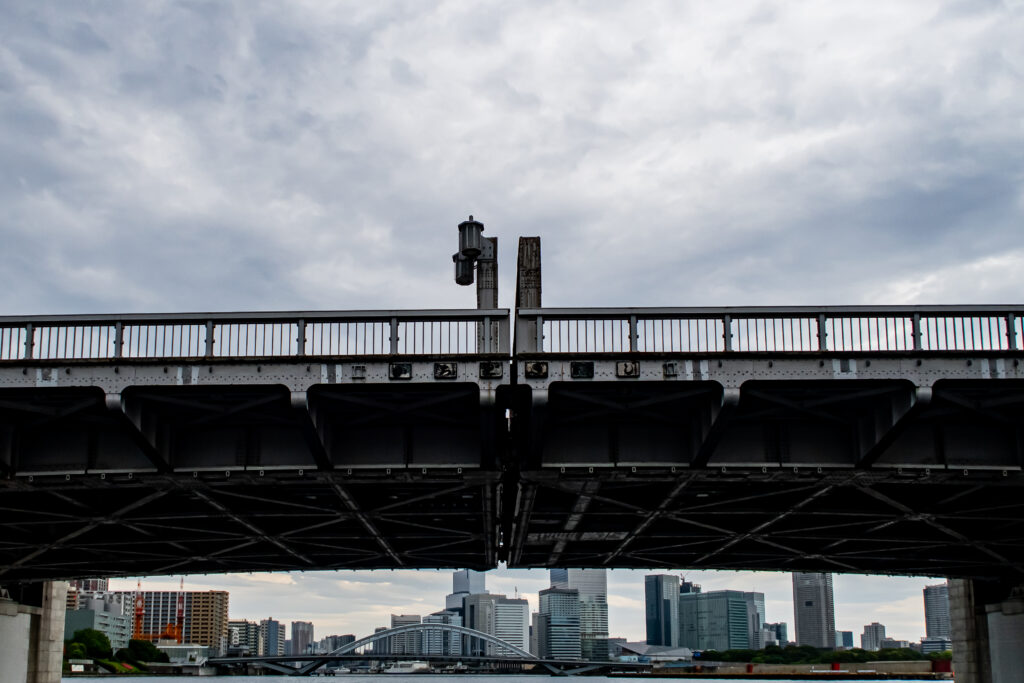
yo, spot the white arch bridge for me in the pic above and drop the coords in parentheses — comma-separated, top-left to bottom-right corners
(328, 621, 533, 659)
(209, 622, 636, 676)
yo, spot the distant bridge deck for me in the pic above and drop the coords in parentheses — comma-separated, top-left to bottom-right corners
(1, 306, 1023, 582)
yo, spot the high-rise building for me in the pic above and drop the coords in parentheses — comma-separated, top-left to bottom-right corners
(463, 594, 529, 656)
(764, 622, 788, 647)
(835, 631, 854, 649)
(679, 590, 765, 651)
(291, 621, 314, 655)
(423, 610, 462, 656)
(260, 618, 286, 656)
(645, 575, 680, 647)
(446, 569, 487, 612)
(538, 587, 581, 660)
(321, 634, 356, 653)
(861, 622, 885, 651)
(550, 569, 608, 660)
(371, 626, 389, 655)
(495, 599, 530, 653)
(454, 570, 487, 595)
(228, 619, 260, 655)
(923, 583, 950, 639)
(111, 589, 229, 655)
(792, 573, 835, 649)
(390, 614, 422, 654)
(187, 592, 230, 655)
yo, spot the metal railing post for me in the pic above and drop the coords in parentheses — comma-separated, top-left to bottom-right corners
(204, 320, 215, 357)
(816, 315, 827, 352)
(113, 322, 124, 359)
(483, 316, 492, 354)
(629, 315, 638, 352)
(389, 318, 399, 354)
(1007, 314, 1017, 351)
(723, 315, 733, 352)
(536, 315, 544, 353)
(912, 314, 923, 351)
(23, 323, 33, 360)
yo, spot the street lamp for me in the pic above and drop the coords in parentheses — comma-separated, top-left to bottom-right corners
(453, 215, 495, 288)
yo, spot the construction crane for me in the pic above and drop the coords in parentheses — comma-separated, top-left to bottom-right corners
(132, 578, 185, 644)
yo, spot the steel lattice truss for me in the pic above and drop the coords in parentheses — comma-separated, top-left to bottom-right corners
(508, 469, 1024, 580)
(0, 470, 498, 582)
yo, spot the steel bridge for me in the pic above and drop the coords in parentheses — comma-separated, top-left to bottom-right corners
(209, 622, 640, 676)
(1, 305, 1023, 583)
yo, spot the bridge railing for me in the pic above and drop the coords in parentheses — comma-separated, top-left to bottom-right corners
(0, 310, 510, 362)
(515, 306, 1023, 354)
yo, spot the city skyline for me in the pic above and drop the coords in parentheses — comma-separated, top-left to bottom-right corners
(108, 568, 941, 647)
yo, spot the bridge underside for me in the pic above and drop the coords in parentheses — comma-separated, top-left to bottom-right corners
(0, 378, 500, 582)
(1, 359, 1023, 582)
(511, 375, 1024, 580)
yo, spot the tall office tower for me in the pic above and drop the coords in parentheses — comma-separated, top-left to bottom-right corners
(446, 569, 488, 611)
(291, 621, 315, 655)
(321, 634, 356, 653)
(260, 618, 286, 656)
(679, 590, 766, 651)
(463, 594, 529, 655)
(228, 619, 260, 655)
(792, 573, 836, 649)
(764, 622, 788, 646)
(861, 622, 886, 651)
(494, 598, 530, 653)
(530, 613, 541, 656)
(454, 569, 487, 595)
(765, 622, 788, 646)
(744, 592, 766, 649)
(111, 589, 229, 654)
(550, 569, 609, 660)
(423, 610, 462, 656)
(645, 575, 680, 647)
(370, 626, 389, 655)
(835, 631, 854, 649)
(538, 587, 582, 660)
(390, 614, 422, 655)
(923, 583, 951, 638)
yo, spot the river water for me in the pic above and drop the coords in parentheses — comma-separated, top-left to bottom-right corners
(61, 676, 947, 682)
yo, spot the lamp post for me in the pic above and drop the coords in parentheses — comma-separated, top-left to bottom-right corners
(452, 215, 497, 310)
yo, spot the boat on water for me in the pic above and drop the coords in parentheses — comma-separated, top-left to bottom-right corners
(385, 661, 432, 673)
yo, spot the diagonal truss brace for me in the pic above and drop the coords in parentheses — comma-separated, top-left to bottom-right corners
(858, 387, 931, 468)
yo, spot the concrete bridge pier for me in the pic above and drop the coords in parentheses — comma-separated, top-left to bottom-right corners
(0, 582, 67, 683)
(951, 578, 1024, 683)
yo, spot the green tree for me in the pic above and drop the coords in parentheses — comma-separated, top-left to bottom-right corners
(128, 639, 170, 663)
(65, 642, 87, 659)
(71, 628, 112, 659)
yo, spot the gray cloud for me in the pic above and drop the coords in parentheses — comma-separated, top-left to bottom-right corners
(3, 1, 1019, 314)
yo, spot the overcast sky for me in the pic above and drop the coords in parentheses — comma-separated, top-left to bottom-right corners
(5, 0, 1019, 647)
